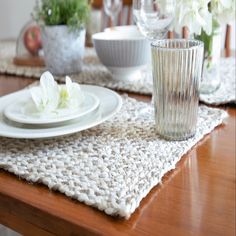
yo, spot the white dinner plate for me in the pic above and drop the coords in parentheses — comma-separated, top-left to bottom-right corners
(4, 91, 100, 125)
(0, 85, 122, 139)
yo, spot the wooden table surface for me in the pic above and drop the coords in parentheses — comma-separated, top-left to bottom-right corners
(0, 74, 235, 236)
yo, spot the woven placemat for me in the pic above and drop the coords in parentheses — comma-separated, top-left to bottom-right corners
(0, 41, 235, 104)
(0, 95, 227, 219)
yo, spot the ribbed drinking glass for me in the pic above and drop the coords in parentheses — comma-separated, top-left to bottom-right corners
(151, 39, 204, 140)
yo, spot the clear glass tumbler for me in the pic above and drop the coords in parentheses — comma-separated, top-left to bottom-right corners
(151, 39, 204, 141)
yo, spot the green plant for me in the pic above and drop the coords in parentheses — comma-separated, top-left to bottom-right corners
(34, 0, 91, 31)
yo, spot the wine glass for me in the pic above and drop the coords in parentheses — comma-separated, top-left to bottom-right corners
(133, 0, 176, 41)
(103, 0, 123, 27)
(133, 0, 175, 103)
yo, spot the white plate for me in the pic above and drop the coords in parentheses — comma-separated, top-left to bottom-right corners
(4, 91, 100, 125)
(0, 85, 122, 139)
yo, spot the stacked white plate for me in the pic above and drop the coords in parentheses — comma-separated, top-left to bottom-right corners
(0, 85, 122, 139)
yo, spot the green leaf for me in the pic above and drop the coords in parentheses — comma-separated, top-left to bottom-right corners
(33, 0, 90, 31)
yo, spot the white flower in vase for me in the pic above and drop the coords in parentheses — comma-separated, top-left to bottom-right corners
(174, 0, 235, 36)
(173, 0, 235, 94)
(174, 0, 212, 36)
(211, 0, 235, 24)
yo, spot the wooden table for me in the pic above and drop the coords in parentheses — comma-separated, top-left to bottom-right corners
(0, 74, 235, 236)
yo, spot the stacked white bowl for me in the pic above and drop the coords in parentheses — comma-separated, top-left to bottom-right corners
(92, 26, 151, 81)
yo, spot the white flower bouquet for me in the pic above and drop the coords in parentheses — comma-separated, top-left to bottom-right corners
(173, 0, 235, 93)
(174, 0, 235, 36)
(174, 0, 235, 57)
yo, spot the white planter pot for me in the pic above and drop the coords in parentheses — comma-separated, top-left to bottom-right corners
(42, 25, 85, 75)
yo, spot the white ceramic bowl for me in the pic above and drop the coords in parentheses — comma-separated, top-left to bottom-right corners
(104, 25, 140, 34)
(92, 26, 151, 81)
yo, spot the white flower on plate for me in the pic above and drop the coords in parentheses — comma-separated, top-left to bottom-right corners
(30, 71, 60, 113)
(59, 76, 84, 109)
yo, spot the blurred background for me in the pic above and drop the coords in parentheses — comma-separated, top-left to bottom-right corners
(0, 0, 235, 50)
(0, 0, 36, 39)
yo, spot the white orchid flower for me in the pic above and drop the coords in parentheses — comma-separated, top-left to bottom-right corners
(174, 0, 235, 36)
(174, 0, 212, 36)
(59, 76, 84, 109)
(211, 0, 235, 24)
(30, 72, 84, 114)
(30, 71, 60, 113)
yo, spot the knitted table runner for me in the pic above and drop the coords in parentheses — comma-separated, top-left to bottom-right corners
(0, 40, 235, 104)
(0, 96, 227, 219)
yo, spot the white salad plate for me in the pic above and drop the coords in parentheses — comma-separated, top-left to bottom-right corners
(4, 91, 100, 125)
(0, 85, 122, 139)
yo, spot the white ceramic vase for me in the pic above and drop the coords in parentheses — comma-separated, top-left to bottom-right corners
(41, 25, 85, 75)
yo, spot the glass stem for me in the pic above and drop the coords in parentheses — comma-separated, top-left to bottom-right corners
(111, 16, 115, 27)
